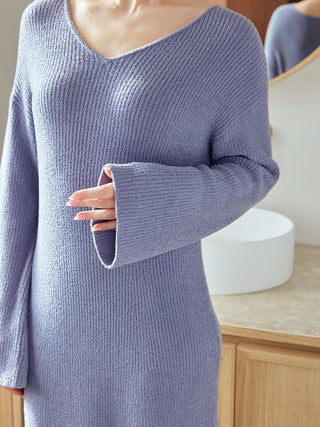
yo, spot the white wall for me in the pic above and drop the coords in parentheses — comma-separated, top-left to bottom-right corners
(256, 49, 320, 245)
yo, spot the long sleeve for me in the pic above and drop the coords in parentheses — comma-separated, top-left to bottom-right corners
(0, 7, 38, 388)
(264, 9, 282, 80)
(91, 17, 280, 270)
(264, 6, 295, 80)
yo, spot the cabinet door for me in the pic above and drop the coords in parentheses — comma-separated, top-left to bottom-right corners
(235, 343, 320, 427)
(0, 388, 23, 427)
(218, 341, 236, 427)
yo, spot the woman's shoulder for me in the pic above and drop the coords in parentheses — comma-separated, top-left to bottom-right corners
(208, 4, 263, 48)
(267, 3, 303, 22)
(201, 5, 268, 113)
(204, 5, 265, 67)
(181, 1, 261, 36)
(19, 0, 58, 29)
(216, 4, 259, 29)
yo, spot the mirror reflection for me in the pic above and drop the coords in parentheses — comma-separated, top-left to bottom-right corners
(264, 0, 320, 79)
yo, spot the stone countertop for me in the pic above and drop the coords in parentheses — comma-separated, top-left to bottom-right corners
(209, 243, 320, 339)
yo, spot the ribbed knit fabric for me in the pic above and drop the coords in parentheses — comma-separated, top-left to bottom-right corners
(0, 0, 280, 425)
(264, 4, 320, 79)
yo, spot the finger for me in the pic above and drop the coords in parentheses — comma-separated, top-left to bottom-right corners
(104, 166, 113, 179)
(67, 197, 115, 209)
(74, 209, 116, 221)
(92, 220, 117, 231)
(69, 182, 114, 201)
(3, 387, 23, 397)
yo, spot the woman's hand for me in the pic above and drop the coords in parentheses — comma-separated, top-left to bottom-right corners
(1, 386, 24, 397)
(66, 166, 116, 231)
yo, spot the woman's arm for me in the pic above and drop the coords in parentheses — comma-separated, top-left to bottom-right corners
(0, 5, 38, 389)
(90, 14, 280, 269)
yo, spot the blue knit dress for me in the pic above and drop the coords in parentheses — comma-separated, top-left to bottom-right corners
(0, 0, 280, 425)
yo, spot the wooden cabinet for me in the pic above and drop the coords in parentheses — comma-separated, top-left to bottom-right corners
(218, 342, 237, 427)
(0, 388, 23, 427)
(218, 328, 320, 427)
(1, 331, 320, 426)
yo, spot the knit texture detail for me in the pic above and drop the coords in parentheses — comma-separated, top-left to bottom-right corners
(0, 0, 279, 424)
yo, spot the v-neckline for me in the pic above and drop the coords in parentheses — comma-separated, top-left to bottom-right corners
(63, 0, 221, 63)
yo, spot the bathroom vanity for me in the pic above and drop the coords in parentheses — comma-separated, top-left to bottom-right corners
(213, 243, 320, 427)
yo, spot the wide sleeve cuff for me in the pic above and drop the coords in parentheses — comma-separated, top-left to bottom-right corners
(91, 99, 279, 270)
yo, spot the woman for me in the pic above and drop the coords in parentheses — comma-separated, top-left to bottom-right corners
(0, 0, 280, 425)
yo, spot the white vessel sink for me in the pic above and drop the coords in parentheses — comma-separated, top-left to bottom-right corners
(201, 208, 295, 295)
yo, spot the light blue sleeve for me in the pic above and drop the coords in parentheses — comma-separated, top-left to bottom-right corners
(91, 98, 279, 269)
(0, 7, 38, 388)
(264, 6, 284, 79)
(90, 16, 280, 270)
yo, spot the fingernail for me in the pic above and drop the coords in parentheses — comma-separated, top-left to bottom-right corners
(75, 213, 87, 220)
(67, 199, 78, 206)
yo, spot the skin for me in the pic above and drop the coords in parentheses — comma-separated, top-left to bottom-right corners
(293, 0, 320, 17)
(68, 166, 116, 232)
(67, 0, 219, 60)
(4, 0, 217, 397)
